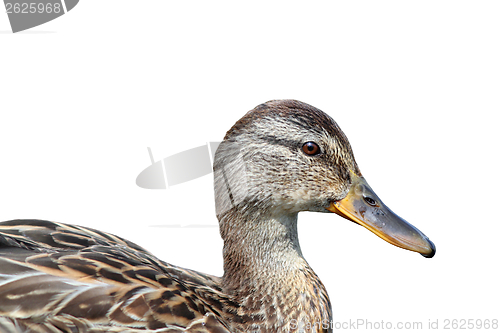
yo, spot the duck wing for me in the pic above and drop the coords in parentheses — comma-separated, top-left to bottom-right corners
(0, 220, 230, 333)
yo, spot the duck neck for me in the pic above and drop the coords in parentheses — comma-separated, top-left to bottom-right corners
(219, 209, 332, 331)
(221, 211, 305, 287)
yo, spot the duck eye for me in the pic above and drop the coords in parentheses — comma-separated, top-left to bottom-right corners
(302, 142, 320, 156)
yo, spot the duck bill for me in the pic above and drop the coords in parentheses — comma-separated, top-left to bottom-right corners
(327, 172, 435, 258)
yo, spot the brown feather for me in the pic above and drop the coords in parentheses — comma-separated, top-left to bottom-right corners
(0, 100, 370, 332)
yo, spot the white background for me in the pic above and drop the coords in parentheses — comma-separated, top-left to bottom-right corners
(1, 1, 499, 332)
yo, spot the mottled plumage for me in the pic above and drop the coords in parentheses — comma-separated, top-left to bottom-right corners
(0, 100, 435, 332)
(0, 220, 229, 332)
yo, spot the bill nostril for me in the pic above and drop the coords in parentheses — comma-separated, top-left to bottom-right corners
(363, 196, 377, 206)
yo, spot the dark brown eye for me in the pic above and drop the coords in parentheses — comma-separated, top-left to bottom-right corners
(302, 142, 320, 156)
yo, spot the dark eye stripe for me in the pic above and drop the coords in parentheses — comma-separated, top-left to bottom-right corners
(257, 136, 322, 157)
(258, 135, 299, 151)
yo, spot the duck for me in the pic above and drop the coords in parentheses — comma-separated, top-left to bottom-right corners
(0, 100, 435, 333)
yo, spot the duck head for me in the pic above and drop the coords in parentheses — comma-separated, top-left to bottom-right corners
(214, 99, 435, 258)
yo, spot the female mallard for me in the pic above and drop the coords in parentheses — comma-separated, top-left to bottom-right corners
(0, 100, 435, 332)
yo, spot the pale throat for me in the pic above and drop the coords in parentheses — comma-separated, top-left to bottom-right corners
(219, 210, 331, 330)
(221, 211, 311, 289)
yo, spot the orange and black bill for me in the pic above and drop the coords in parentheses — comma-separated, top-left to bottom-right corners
(327, 171, 436, 258)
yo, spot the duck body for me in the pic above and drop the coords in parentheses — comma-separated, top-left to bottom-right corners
(0, 100, 434, 332)
(0, 219, 230, 332)
(0, 219, 327, 332)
